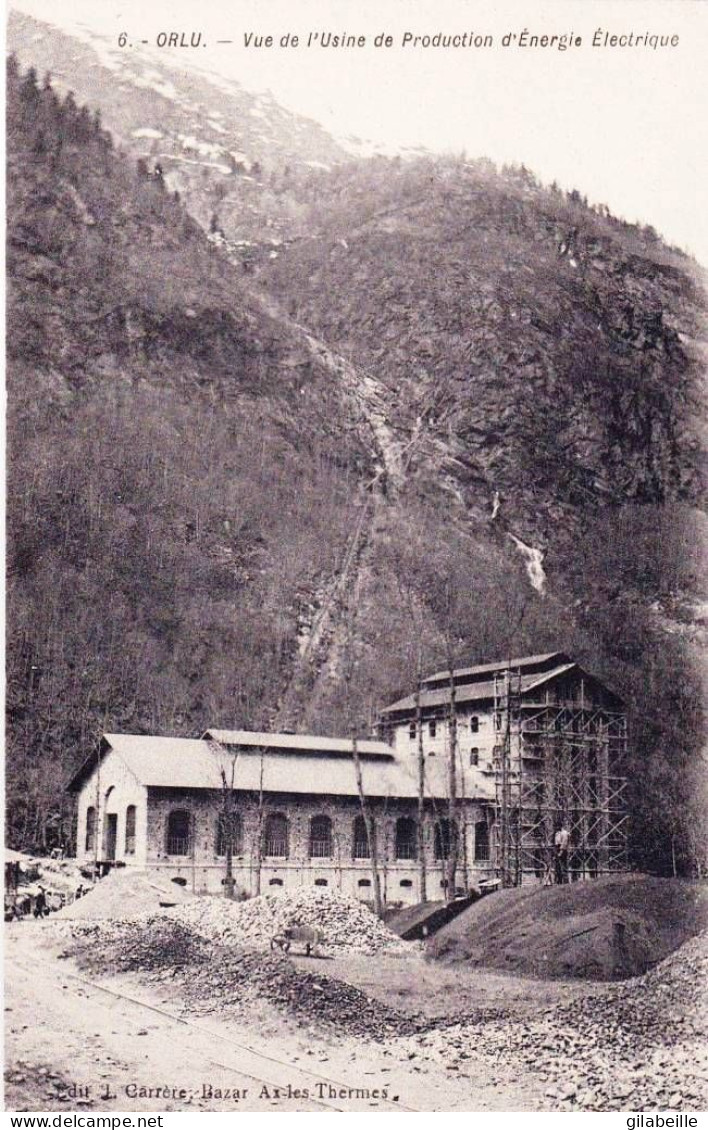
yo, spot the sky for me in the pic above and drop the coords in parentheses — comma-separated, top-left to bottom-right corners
(9, 0, 708, 263)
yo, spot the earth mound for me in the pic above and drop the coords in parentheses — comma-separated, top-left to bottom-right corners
(427, 875, 708, 980)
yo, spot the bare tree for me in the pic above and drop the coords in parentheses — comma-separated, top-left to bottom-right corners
(219, 752, 239, 899)
(252, 747, 266, 896)
(413, 640, 428, 903)
(445, 624, 460, 902)
(395, 579, 430, 902)
(351, 728, 384, 916)
(430, 578, 464, 903)
(209, 739, 241, 899)
(339, 593, 385, 915)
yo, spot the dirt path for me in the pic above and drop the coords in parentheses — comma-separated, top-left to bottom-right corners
(4, 925, 542, 1112)
(304, 950, 607, 1021)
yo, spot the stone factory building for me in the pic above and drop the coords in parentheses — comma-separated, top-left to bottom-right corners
(68, 652, 628, 902)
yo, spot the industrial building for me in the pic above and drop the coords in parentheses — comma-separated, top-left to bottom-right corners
(68, 652, 628, 902)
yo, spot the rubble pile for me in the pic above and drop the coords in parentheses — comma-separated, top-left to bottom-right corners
(168, 887, 408, 955)
(397, 930, 708, 1111)
(64, 917, 210, 975)
(5, 854, 93, 917)
(180, 946, 427, 1039)
(63, 915, 424, 1039)
(25, 857, 89, 895)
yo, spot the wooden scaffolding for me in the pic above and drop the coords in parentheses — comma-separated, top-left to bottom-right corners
(492, 667, 629, 887)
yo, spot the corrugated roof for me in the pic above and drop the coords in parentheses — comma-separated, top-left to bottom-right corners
(204, 729, 394, 759)
(68, 732, 494, 802)
(381, 664, 577, 716)
(421, 652, 568, 687)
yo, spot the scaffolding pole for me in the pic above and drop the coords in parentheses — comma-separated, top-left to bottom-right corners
(493, 669, 629, 886)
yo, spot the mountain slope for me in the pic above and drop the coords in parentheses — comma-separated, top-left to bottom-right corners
(7, 9, 347, 252)
(5, 59, 706, 878)
(5, 59, 374, 846)
(262, 155, 705, 539)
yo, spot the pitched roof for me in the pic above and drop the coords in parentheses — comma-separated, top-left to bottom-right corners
(67, 735, 219, 793)
(203, 729, 394, 759)
(381, 663, 579, 716)
(67, 731, 495, 802)
(421, 651, 569, 688)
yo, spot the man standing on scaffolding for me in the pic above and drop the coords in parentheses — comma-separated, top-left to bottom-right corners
(554, 824, 570, 884)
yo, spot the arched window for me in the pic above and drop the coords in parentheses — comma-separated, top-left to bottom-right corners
(263, 813, 289, 858)
(85, 806, 96, 852)
(434, 818, 457, 861)
(309, 815, 333, 859)
(474, 821, 490, 862)
(216, 811, 243, 856)
(395, 817, 417, 860)
(125, 805, 136, 855)
(469, 748, 480, 766)
(268, 878, 284, 887)
(352, 815, 372, 859)
(166, 809, 191, 856)
(470, 716, 480, 733)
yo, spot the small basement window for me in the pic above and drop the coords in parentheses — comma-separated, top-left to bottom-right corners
(171, 877, 187, 887)
(358, 878, 371, 888)
(269, 878, 284, 887)
(400, 879, 413, 888)
(314, 878, 328, 887)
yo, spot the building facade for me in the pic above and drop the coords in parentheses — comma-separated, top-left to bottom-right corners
(379, 651, 629, 884)
(68, 652, 628, 902)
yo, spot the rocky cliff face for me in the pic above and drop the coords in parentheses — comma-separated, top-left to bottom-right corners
(262, 157, 705, 550)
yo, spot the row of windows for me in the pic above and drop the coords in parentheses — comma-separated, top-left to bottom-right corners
(86, 807, 491, 863)
(406, 738, 485, 766)
(408, 716, 481, 740)
(265, 877, 424, 891)
(168, 811, 491, 863)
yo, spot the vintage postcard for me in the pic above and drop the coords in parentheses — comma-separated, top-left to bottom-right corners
(4, 0, 707, 1115)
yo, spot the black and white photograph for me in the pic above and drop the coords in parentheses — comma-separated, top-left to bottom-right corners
(4, 0, 707, 1115)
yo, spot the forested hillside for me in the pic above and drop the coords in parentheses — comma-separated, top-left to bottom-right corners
(5, 58, 706, 876)
(5, 59, 368, 846)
